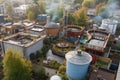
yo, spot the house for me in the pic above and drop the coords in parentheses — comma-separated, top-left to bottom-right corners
(22, 20, 35, 31)
(37, 14, 48, 25)
(84, 29, 110, 55)
(45, 22, 61, 37)
(89, 68, 116, 80)
(14, 5, 28, 16)
(100, 19, 118, 35)
(0, 1, 6, 14)
(27, 25, 46, 36)
(87, 8, 96, 19)
(1, 32, 46, 59)
(12, 22, 25, 32)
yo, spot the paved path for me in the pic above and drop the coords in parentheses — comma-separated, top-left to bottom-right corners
(46, 49, 65, 64)
(44, 67, 57, 77)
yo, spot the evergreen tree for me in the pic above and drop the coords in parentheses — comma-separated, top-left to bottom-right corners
(3, 48, 32, 80)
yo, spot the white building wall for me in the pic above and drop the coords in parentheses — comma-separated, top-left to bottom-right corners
(25, 38, 44, 59)
(2, 42, 24, 56)
(100, 19, 118, 35)
(1, 37, 45, 59)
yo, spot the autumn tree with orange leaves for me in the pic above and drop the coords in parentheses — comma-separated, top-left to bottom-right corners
(95, 3, 105, 15)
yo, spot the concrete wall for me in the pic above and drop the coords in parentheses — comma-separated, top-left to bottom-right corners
(1, 37, 45, 59)
(1, 42, 24, 56)
(25, 38, 44, 59)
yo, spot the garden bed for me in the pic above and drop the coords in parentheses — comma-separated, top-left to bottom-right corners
(51, 39, 75, 57)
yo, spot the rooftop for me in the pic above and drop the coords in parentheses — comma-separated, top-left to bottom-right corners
(29, 25, 45, 32)
(46, 22, 60, 28)
(89, 68, 116, 80)
(85, 30, 110, 51)
(3, 32, 46, 47)
(88, 39, 105, 48)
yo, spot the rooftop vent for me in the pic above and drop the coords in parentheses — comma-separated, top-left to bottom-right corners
(77, 50, 82, 56)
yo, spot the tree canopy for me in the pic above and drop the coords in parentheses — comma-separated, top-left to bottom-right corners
(3, 48, 32, 80)
(27, 11, 36, 21)
(73, 7, 88, 26)
(27, 0, 46, 20)
(82, 0, 95, 8)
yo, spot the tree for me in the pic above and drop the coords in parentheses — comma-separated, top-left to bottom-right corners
(27, 11, 35, 21)
(96, 4, 109, 19)
(82, 0, 95, 8)
(3, 48, 32, 80)
(95, 3, 105, 15)
(35, 65, 48, 80)
(6, 4, 14, 16)
(27, 0, 46, 20)
(73, 7, 88, 26)
(95, 0, 108, 5)
(38, 1, 46, 14)
(48, 5, 64, 23)
(74, 0, 84, 4)
(98, 5, 109, 18)
(67, 12, 75, 24)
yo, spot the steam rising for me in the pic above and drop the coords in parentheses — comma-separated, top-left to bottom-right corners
(45, 0, 75, 22)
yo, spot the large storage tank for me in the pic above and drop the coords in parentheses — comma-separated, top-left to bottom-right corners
(65, 50, 92, 80)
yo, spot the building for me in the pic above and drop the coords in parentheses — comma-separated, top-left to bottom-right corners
(2, 23, 14, 35)
(45, 22, 61, 37)
(1, 32, 46, 59)
(100, 19, 118, 35)
(116, 63, 120, 80)
(37, 14, 48, 25)
(12, 22, 25, 32)
(89, 68, 116, 80)
(87, 8, 96, 19)
(85, 29, 110, 55)
(14, 5, 28, 16)
(0, 14, 5, 23)
(65, 50, 92, 80)
(0, 1, 6, 14)
(27, 25, 46, 36)
(116, 35, 120, 45)
(22, 20, 35, 31)
(65, 25, 84, 42)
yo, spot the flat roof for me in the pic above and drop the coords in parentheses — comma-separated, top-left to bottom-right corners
(31, 28, 44, 32)
(89, 68, 116, 80)
(3, 32, 46, 47)
(29, 25, 45, 32)
(67, 27, 82, 32)
(88, 39, 105, 47)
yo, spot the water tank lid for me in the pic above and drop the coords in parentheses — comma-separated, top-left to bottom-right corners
(65, 50, 92, 65)
(50, 75, 62, 80)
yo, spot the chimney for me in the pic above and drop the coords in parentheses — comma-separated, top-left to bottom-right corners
(47, 16, 50, 25)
